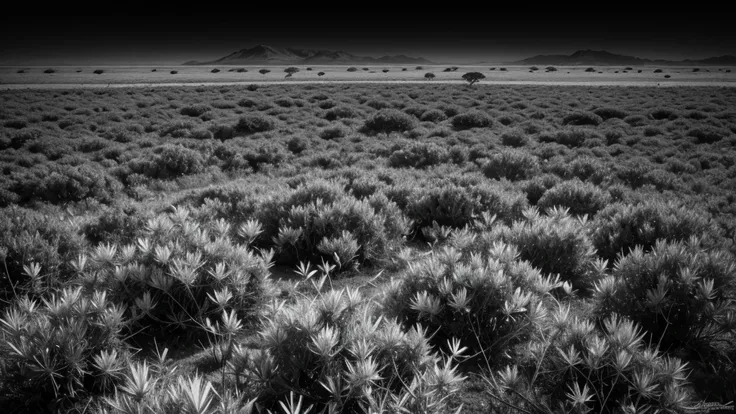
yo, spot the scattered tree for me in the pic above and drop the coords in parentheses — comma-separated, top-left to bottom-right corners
(318, 72, 325, 76)
(306, 67, 313, 71)
(654, 69, 663, 73)
(259, 69, 271, 75)
(284, 67, 300, 77)
(211, 68, 220, 73)
(416, 66, 423, 70)
(462, 72, 486, 86)
(43, 69, 55, 74)
(170, 70, 178, 74)
(585, 67, 596, 72)
(93, 69, 104, 75)
(424, 72, 436, 80)
(347, 67, 358, 72)
(382, 69, 389, 73)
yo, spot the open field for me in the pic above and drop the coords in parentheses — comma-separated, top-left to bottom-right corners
(3, 64, 736, 87)
(1, 83, 736, 413)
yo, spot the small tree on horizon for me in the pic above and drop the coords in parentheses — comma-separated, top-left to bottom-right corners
(284, 67, 300, 77)
(259, 69, 271, 75)
(424, 72, 436, 81)
(462, 72, 486, 86)
(318, 71, 325, 76)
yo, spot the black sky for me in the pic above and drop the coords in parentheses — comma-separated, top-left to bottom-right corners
(1, 10, 734, 65)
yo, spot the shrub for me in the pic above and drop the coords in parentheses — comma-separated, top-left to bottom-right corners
(419, 108, 447, 122)
(234, 114, 277, 134)
(688, 126, 728, 143)
(287, 135, 308, 154)
(593, 107, 629, 120)
(244, 286, 464, 413)
(324, 106, 359, 121)
(170, 70, 178, 74)
(388, 142, 449, 168)
(450, 110, 493, 130)
(593, 240, 736, 398)
(649, 108, 678, 120)
(83, 204, 152, 245)
(363, 109, 418, 133)
(93, 69, 104, 74)
(255, 181, 409, 267)
(258, 69, 270, 75)
(482, 149, 540, 181)
(382, 242, 549, 363)
(486, 303, 694, 413)
(585, 67, 596, 72)
(562, 111, 603, 126)
(537, 179, 611, 217)
(347, 67, 358, 72)
(405, 182, 527, 230)
(522, 173, 561, 205)
(179, 104, 211, 117)
(0, 207, 86, 303)
(424, 72, 436, 80)
(500, 129, 530, 147)
(592, 200, 719, 263)
(319, 125, 349, 140)
(543, 127, 591, 147)
(44, 69, 55, 73)
(211, 68, 220, 73)
(0, 287, 128, 411)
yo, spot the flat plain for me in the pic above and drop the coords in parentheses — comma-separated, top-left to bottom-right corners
(1, 79, 735, 413)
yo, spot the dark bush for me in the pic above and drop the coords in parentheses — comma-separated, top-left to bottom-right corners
(319, 125, 349, 140)
(649, 108, 678, 120)
(324, 106, 359, 121)
(179, 104, 211, 117)
(235, 114, 277, 134)
(287, 135, 308, 154)
(593, 107, 629, 120)
(500, 129, 530, 147)
(451, 110, 493, 130)
(363, 109, 418, 133)
(562, 111, 603, 126)
(93, 69, 104, 74)
(688, 127, 728, 143)
(419, 108, 447, 122)
(592, 200, 719, 263)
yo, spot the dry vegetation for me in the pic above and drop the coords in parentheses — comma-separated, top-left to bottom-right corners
(1, 83, 736, 413)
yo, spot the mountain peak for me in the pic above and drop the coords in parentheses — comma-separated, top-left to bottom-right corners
(184, 45, 433, 65)
(514, 50, 734, 66)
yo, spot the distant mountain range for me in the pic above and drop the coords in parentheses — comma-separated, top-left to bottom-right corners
(184, 45, 433, 65)
(513, 49, 736, 66)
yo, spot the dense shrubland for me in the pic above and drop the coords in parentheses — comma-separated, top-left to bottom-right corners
(1, 84, 735, 412)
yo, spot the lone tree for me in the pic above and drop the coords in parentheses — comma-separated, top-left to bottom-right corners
(259, 69, 270, 75)
(462, 72, 486, 86)
(347, 67, 358, 72)
(382, 69, 389, 73)
(318, 72, 325, 77)
(424, 72, 436, 81)
(284, 67, 300, 77)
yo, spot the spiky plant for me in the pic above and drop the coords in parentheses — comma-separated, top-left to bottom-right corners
(483, 302, 694, 413)
(0, 287, 127, 411)
(380, 242, 551, 366)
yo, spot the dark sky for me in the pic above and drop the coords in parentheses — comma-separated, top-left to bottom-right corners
(1, 10, 734, 65)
